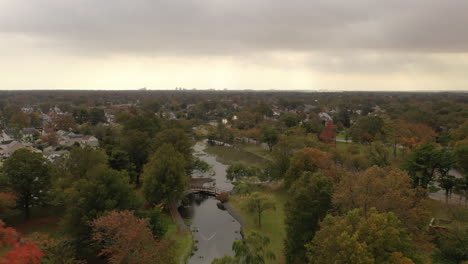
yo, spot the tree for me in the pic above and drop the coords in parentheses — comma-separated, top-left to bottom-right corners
(333, 166, 429, 240)
(438, 175, 457, 202)
(0, 220, 44, 264)
(152, 128, 193, 168)
(90, 210, 175, 264)
(284, 148, 334, 188)
(120, 129, 151, 184)
(2, 149, 51, 221)
(61, 165, 140, 254)
(40, 128, 59, 146)
(261, 126, 279, 151)
(226, 163, 258, 181)
(136, 205, 168, 239)
(368, 141, 390, 167)
(436, 227, 468, 263)
(306, 209, 416, 264)
(454, 140, 468, 173)
(211, 231, 275, 264)
(143, 144, 188, 205)
(65, 146, 108, 180)
(51, 114, 77, 131)
(403, 144, 456, 188)
(284, 172, 333, 264)
(88, 108, 106, 125)
(108, 149, 132, 172)
(267, 135, 320, 181)
(319, 121, 336, 144)
(350, 116, 384, 144)
(241, 192, 275, 228)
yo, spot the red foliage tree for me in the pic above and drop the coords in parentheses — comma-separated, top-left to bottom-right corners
(0, 220, 44, 264)
(319, 121, 336, 144)
(90, 210, 175, 264)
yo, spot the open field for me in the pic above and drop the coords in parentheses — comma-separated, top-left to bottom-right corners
(230, 187, 287, 264)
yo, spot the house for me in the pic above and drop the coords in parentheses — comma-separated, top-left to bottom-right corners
(318, 112, 333, 122)
(21, 128, 40, 143)
(81, 136, 99, 148)
(0, 140, 24, 158)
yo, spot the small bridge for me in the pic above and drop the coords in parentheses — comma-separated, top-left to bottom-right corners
(189, 185, 222, 197)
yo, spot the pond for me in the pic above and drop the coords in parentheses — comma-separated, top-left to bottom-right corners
(179, 140, 242, 264)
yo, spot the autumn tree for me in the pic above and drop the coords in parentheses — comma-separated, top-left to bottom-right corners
(2, 149, 51, 221)
(267, 135, 320, 181)
(306, 209, 417, 264)
(90, 210, 175, 264)
(284, 172, 333, 264)
(143, 144, 188, 205)
(40, 128, 59, 146)
(241, 192, 276, 228)
(319, 121, 336, 144)
(51, 114, 77, 131)
(333, 166, 429, 241)
(284, 148, 334, 188)
(0, 220, 44, 264)
(211, 231, 275, 264)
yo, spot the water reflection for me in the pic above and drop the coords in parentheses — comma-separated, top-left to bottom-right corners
(179, 193, 242, 264)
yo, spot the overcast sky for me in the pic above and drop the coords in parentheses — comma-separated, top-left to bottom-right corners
(0, 0, 467, 91)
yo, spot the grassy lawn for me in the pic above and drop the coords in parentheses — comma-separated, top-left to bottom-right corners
(235, 142, 273, 162)
(427, 199, 468, 228)
(230, 187, 287, 264)
(205, 145, 267, 167)
(164, 215, 193, 264)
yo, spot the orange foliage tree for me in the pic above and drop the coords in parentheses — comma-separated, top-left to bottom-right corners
(284, 148, 335, 188)
(90, 210, 175, 264)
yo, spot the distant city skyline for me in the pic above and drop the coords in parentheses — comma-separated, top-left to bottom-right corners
(0, 0, 467, 91)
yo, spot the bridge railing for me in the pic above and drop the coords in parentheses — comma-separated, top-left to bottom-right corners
(189, 185, 221, 195)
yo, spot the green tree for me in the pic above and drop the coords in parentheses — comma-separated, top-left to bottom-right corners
(307, 209, 416, 264)
(142, 144, 188, 205)
(212, 231, 275, 264)
(436, 227, 468, 263)
(261, 126, 279, 151)
(284, 172, 333, 264)
(61, 165, 140, 254)
(226, 163, 258, 181)
(88, 107, 106, 125)
(350, 116, 384, 144)
(66, 146, 108, 180)
(120, 129, 151, 184)
(403, 144, 456, 188)
(241, 192, 276, 228)
(152, 128, 193, 169)
(454, 140, 468, 173)
(2, 149, 51, 220)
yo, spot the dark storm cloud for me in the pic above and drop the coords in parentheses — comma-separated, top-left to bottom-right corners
(1, 0, 467, 55)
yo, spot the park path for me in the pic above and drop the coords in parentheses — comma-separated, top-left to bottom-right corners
(169, 201, 189, 231)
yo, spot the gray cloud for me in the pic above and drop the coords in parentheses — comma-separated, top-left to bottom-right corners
(1, 0, 468, 56)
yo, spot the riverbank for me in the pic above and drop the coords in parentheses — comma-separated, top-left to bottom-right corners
(230, 186, 288, 264)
